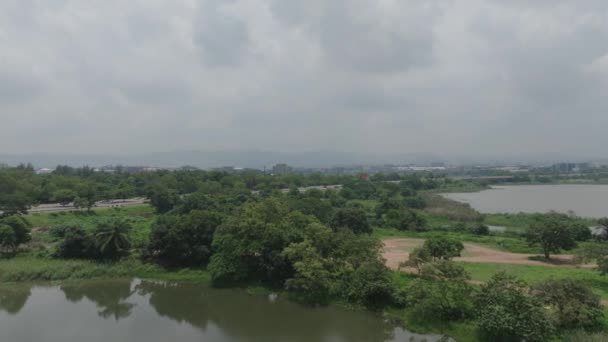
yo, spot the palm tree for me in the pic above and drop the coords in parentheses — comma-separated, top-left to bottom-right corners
(94, 220, 131, 259)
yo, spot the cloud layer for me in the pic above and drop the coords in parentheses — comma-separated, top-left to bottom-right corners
(1, 0, 607, 158)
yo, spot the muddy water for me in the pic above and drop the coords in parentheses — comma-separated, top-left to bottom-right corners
(0, 279, 448, 342)
(443, 184, 608, 218)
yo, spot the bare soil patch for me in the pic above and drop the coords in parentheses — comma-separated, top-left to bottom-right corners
(383, 238, 592, 271)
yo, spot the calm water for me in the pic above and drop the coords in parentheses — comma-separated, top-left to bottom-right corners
(443, 184, 608, 218)
(0, 279, 446, 342)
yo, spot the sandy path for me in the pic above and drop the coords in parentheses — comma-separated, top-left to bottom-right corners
(383, 238, 591, 270)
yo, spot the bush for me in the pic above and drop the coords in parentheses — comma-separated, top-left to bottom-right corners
(0, 215, 31, 253)
(423, 237, 464, 261)
(571, 222, 592, 242)
(147, 210, 224, 266)
(55, 226, 96, 259)
(470, 223, 490, 236)
(49, 223, 81, 239)
(405, 261, 474, 320)
(475, 272, 554, 342)
(344, 259, 394, 310)
(385, 209, 427, 232)
(533, 279, 604, 331)
(330, 207, 371, 234)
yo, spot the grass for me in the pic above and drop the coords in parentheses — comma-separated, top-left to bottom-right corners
(376, 227, 541, 254)
(26, 205, 156, 248)
(0, 255, 211, 283)
(461, 262, 608, 299)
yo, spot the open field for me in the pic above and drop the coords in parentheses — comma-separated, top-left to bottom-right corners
(383, 237, 588, 270)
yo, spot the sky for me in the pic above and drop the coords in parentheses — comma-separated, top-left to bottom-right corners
(1, 0, 607, 158)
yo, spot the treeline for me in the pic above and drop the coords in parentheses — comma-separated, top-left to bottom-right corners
(3, 164, 608, 340)
(0, 164, 446, 214)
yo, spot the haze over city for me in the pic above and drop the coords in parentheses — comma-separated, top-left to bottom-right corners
(1, 0, 607, 161)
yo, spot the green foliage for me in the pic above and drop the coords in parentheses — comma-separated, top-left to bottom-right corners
(385, 209, 427, 231)
(475, 272, 554, 342)
(0, 215, 31, 253)
(399, 246, 431, 274)
(94, 220, 132, 260)
(148, 187, 179, 213)
(330, 207, 371, 234)
(49, 223, 81, 239)
(571, 222, 592, 241)
(55, 226, 96, 259)
(470, 223, 490, 236)
(0, 169, 35, 217)
(52, 189, 76, 205)
(0, 225, 17, 253)
(147, 210, 224, 266)
(405, 261, 474, 320)
(208, 198, 297, 285)
(526, 213, 577, 259)
(533, 279, 604, 331)
(344, 259, 394, 310)
(423, 237, 464, 261)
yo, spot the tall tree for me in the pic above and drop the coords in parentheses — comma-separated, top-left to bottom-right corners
(526, 213, 576, 259)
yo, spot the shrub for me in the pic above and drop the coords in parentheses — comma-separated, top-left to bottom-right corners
(330, 207, 371, 234)
(475, 272, 553, 342)
(470, 223, 490, 236)
(423, 237, 464, 261)
(405, 261, 474, 320)
(344, 259, 394, 310)
(533, 279, 604, 331)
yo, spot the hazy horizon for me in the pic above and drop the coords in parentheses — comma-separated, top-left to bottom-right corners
(1, 1, 607, 157)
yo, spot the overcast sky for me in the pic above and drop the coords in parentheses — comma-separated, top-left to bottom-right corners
(1, 0, 607, 158)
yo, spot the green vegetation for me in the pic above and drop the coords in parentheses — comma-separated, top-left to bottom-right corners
(476, 272, 554, 342)
(3, 165, 608, 340)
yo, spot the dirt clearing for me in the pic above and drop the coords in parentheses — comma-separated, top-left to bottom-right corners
(383, 238, 590, 270)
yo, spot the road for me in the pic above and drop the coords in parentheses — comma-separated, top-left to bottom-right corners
(27, 197, 148, 214)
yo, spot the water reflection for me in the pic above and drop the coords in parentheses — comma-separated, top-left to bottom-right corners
(61, 279, 136, 320)
(0, 279, 449, 342)
(136, 280, 396, 342)
(0, 285, 31, 315)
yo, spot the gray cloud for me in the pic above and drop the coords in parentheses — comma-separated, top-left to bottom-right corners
(0, 0, 607, 160)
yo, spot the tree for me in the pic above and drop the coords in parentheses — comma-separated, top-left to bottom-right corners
(52, 189, 76, 206)
(208, 198, 296, 285)
(330, 207, 371, 234)
(575, 243, 608, 274)
(571, 222, 592, 241)
(0, 171, 33, 217)
(0, 215, 31, 254)
(470, 223, 490, 236)
(399, 246, 431, 274)
(344, 259, 394, 310)
(423, 237, 464, 261)
(533, 279, 604, 330)
(475, 272, 553, 342)
(147, 210, 224, 266)
(0, 225, 17, 253)
(526, 214, 576, 259)
(148, 187, 179, 213)
(405, 261, 474, 320)
(55, 226, 96, 259)
(94, 220, 132, 260)
(75, 183, 97, 211)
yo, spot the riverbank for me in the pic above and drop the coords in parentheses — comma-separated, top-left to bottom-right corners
(0, 255, 211, 284)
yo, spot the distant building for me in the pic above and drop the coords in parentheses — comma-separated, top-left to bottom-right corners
(35, 168, 53, 175)
(272, 163, 293, 175)
(359, 173, 370, 182)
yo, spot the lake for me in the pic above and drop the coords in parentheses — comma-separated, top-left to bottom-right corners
(443, 184, 608, 218)
(0, 279, 446, 342)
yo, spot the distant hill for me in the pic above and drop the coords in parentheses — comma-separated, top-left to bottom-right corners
(0, 150, 444, 169)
